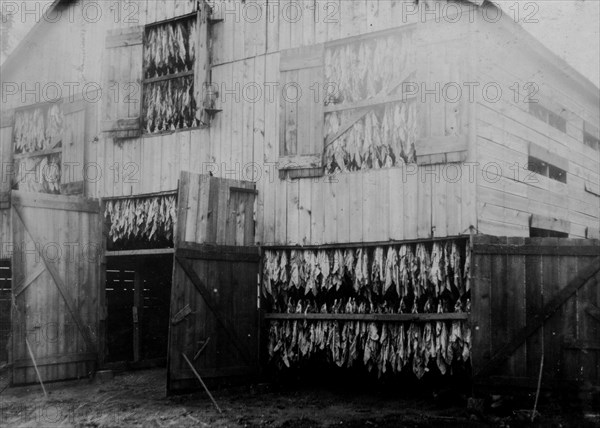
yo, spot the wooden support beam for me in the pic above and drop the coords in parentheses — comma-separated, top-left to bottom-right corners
(264, 313, 469, 322)
(12, 352, 97, 369)
(261, 235, 469, 251)
(12, 191, 100, 213)
(585, 303, 600, 323)
(13, 264, 45, 297)
(102, 189, 178, 202)
(106, 248, 175, 257)
(230, 186, 259, 195)
(13, 148, 62, 160)
(473, 244, 600, 256)
(176, 242, 260, 262)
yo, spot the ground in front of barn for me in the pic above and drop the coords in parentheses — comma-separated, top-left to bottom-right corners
(0, 368, 597, 427)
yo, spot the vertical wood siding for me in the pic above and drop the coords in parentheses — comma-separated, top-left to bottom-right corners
(0, 1, 597, 245)
(474, 17, 600, 238)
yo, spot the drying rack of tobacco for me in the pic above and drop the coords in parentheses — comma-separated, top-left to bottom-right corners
(262, 240, 472, 378)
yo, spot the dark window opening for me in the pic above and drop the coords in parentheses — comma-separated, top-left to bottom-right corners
(528, 155, 567, 184)
(529, 227, 568, 238)
(528, 102, 567, 133)
(527, 156, 548, 176)
(548, 164, 567, 183)
(584, 131, 600, 150)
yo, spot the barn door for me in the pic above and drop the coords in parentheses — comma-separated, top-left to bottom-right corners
(167, 172, 259, 393)
(10, 191, 103, 385)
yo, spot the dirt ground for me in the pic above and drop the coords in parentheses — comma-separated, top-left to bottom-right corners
(0, 368, 598, 428)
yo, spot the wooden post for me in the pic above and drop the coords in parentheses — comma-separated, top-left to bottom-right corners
(25, 338, 47, 399)
(182, 353, 222, 413)
(98, 199, 108, 366)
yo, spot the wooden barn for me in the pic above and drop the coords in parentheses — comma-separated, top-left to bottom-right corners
(0, 0, 598, 395)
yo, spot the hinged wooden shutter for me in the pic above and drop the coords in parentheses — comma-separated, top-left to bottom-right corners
(61, 100, 87, 195)
(279, 44, 325, 171)
(415, 19, 468, 165)
(102, 26, 144, 139)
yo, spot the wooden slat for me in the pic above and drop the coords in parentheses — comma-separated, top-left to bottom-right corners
(175, 171, 190, 246)
(279, 154, 322, 170)
(105, 248, 175, 257)
(176, 243, 260, 262)
(323, 93, 417, 113)
(531, 214, 571, 234)
(12, 264, 45, 297)
(13, 147, 62, 160)
(506, 244, 526, 376)
(264, 313, 469, 321)
(525, 253, 543, 378)
(416, 135, 468, 157)
(562, 340, 600, 351)
(279, 43, 324, 71)
(105, 25, 144, 48)
(230, 186, 258, 195)
(11, 191, 100, 213)
(490, 245, 508, 374)
(473, 244, 599, 256)
(142, 70, 194, 85)
(12, 352, 97, 369)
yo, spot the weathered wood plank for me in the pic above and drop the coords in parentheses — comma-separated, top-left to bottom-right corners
(11, 192, 100, 213)
(473, 244, 600, 256)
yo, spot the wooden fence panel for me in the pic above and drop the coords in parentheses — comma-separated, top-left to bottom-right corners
(471, 235, 600, 388)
